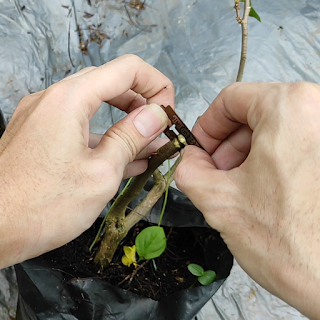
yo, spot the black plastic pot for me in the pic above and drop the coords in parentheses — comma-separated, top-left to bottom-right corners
(0, 109, 6, 138)
(15, 183, 233, 320)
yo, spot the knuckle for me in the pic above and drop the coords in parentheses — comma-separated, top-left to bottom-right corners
(45, 81, 70, 97)
(287, 81, 320, 102)
(13, 93, 42, 121)
(220, 82, 242, 98)
(121, 53, 142, 64)
(17, 93, 40, 110)
(287, 81, 312, 94)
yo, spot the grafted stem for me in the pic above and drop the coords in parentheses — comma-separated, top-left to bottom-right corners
(94, 139, 182, 268)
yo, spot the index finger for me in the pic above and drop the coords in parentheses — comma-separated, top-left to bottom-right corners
(59, 54, 175, 118)
(193, 82, 279, 154)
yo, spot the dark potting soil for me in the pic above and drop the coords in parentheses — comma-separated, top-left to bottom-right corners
(39, 219, 223, 301)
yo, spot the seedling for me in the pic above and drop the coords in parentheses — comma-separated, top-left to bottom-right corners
(187, 263, 216, 286)
(121, 226, 167, 268)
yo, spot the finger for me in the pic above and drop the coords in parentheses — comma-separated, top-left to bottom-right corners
(175, 145, 234, 231)
(90, 132, 169, 159)
(94, 103, 168, 177)
(123, 159, 148, 179)
(58, 54, 175, 119)
(212, 125, 252, 170)
(193, 82, 282, 154)
(88, 132, 103, 148)
(61, 66, 96, 81)
(107, 90, 147, 113)
(135, 138, 169, 159)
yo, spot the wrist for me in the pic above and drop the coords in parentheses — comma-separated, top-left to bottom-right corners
(0, 170, 39, 268)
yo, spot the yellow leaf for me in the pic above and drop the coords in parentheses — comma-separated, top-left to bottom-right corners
(121, 245, 137, 268)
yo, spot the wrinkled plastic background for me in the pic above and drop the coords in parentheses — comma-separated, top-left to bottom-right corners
(0, 0, 317, 318)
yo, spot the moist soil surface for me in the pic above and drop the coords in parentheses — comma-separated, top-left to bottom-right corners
(40, 219, 222, 301)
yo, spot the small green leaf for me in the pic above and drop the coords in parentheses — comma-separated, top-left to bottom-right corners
(135, 226, 167, 260)
(198, 270, 216, 286)
(187, 263, 204, 277)
(249, 6, 261, 22)
(238, 0, 261, 22)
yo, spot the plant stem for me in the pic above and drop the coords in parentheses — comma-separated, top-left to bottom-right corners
(235, 0, 250, 82)
(94, 139, 182, 268)
(124, 169, 166, 230)
(158, 159, 170, 226)
(89, 177, 133, 251)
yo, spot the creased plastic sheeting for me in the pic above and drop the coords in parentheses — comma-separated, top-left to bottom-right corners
(0, 0, 318, 319)
(15, 254, 228, 320)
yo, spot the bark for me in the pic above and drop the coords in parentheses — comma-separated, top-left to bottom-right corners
(94, 138, 183, 268)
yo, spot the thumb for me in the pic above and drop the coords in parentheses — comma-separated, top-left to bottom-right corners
(175, 145, 236, 231)
(176, 145, 218, 201)
(96, 103, 168, 176)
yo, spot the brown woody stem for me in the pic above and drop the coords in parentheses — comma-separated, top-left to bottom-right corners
(94, 139, 182, 268)
(235, 0, 250, 82)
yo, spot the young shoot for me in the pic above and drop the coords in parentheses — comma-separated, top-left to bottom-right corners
(187, 263, 216, 286)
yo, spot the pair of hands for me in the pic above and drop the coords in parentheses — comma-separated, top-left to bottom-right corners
(1, 54, 319, 318)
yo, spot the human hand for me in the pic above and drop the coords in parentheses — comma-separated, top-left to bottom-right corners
(0, 54, 174, 268)
(175, 82, 320, 318)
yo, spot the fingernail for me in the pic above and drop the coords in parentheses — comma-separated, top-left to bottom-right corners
(133, 103, 168, 137)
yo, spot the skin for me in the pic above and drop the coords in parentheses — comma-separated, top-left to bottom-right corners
(175, 82, 320, 319)
(0, 54, 174, 269)
(1, 53, 318, 317)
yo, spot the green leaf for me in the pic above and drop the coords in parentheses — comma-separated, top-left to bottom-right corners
(249, 6, 261, 22)
(187, 263, 204, 277)
(135, 226, 167, 260)
(238, 0, 261, 22)
(198, 270, 216, 286)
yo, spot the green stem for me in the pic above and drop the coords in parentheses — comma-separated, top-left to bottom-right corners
(158, 159, 170, 226)
(89, 177, 133, 251)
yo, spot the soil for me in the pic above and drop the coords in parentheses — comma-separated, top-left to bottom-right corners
(39, 219, 226, 301)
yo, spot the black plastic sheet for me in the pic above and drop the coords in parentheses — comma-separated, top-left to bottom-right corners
(0, 109, 6, 138)
(15, 185, 233, 320)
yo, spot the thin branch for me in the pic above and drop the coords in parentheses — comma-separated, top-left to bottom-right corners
(235, 0, 250, 82)
(165, 155, 181, 185)
(94, 139, 182, 267)
(118, 260, 149, 286)
(234, 0, 241, 23)
(108, 139, 181, 222)
(125, 169, 165, 229)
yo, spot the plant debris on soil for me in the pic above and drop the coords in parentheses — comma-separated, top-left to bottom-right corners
(40, 219, 225, 301)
